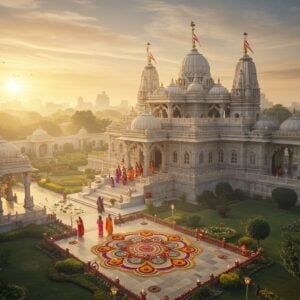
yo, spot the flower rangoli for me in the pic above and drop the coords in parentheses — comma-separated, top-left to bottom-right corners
(91, 230, 201, 276)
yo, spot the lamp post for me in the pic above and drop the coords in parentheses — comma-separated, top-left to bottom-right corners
(111, 286, 118, 299)
(140, 289, 147, 300)
(171, 204, 175, 217)
(244, 276, 251, 300)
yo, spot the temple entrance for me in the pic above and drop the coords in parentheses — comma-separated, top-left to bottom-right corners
(271, 146, 294, 177)
(39, 144, 48, 157)
(154, 149, 162, 170)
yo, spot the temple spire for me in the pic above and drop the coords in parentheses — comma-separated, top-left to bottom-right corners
(191, 21, 196, 49)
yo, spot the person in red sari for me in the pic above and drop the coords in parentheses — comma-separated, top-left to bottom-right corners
(105, 214, 113, 236)
(76, 216, 84, 238)
(97, 215, 103, 237)
(139, 163, 143, 177)
(122, 167, 127, 185)
(135, 162, 139, 177)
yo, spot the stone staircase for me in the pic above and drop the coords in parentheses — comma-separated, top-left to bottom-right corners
(67, 180, 145, 213)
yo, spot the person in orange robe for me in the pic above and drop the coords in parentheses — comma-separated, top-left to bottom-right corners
(105, 214, 113, 236)
(150, 160, 155, 174)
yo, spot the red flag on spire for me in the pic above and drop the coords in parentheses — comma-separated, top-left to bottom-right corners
(192, 32, 200, 46)
(149, 52, 156, 63)
(244, 39, 254, 53)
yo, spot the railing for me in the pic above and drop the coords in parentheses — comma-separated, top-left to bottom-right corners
(0, 206, 47, 225)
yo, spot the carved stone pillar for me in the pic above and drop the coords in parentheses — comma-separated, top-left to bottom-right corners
(143, 144, 150, 176)
(24, 172, 34, 209)
(125, 142, 130, 167)
(162, 142, 167, 172)
(288, 148, 293, 176)
(6, 176, 13, 202)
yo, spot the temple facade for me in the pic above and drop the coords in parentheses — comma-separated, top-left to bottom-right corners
(102, 30, 300, 203)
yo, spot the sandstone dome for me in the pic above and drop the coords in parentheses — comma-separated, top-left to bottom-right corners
(131, 112, 162, 130)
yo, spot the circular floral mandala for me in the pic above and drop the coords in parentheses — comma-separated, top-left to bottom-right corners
(91, 230, 201, 276)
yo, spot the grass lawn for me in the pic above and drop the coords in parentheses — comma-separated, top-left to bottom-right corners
(156, 199, 300, 300)
(1, 238, 92, 300)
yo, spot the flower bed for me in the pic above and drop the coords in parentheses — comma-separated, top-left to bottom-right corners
(205, 226, 237, 240)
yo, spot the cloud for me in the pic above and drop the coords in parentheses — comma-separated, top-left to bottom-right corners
(0, 0, 39, 9)
(260, 68, 300, 79)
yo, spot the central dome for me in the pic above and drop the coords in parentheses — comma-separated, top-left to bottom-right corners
(131, 112, 161, 130)
(179, 48, 210, 81)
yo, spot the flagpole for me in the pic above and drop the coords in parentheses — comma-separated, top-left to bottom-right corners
(191, 21, 196, 49)
(146, 42, 151, 64)
(243, 32, 248, 55)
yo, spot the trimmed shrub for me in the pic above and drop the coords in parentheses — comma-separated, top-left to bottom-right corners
(238, 236, 254, 249)
(192, 286, 211, 300)
(215, 182, 233, 201)
(146, 201, 156, 215)
(258, 288, 284, 300)
(246, 217, 271, 246)
(272, 187, 298, 210)
(54, 258, 84, 274)
(167, 215, 186, 225)
(219, 272, 240, 289)
(0, 284, 26, 300)
(186, 215, 201, 228)
(205, 226, 237, 240)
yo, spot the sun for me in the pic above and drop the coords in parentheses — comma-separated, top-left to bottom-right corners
(4, 78, 24, 95)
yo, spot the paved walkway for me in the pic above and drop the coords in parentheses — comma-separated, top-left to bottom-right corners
(55, 219, 247, 300)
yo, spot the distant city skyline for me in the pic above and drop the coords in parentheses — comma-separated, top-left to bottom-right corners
(0, 0, 299, 106)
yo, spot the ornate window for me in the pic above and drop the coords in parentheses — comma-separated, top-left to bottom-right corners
(184, 151, 190, 164)
(173, 151, 178, 163)
(231, 150, 237, 164)
(218, 150, 224, 163)
(208, 151, 213, 163)
(199, 152, 204, 164)
(249, 152, 256, 165)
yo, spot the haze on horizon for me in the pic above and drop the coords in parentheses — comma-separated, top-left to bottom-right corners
(0, 0, 299, 107)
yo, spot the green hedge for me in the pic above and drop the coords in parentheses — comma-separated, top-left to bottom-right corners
(54, 258, 84, 275)
(219, 272, 240, 289)
(0, 284, 26, 300)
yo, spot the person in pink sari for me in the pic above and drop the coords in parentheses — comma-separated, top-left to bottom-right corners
(97, 215, 103, 237)
(76, 216, 84, 238)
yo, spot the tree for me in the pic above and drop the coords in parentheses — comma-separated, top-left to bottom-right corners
(215, 182, 233, 201)
(280, 233, 300, 279)
(197, 190, 217, 209)
(272, 187, 298, 210)
(263, 104, 292, 124)
(246, 217, 271, 246)
(218, 205, 230, 218)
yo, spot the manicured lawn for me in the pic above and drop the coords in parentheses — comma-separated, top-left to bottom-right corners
(1, 238, 92, 300)
(156, 199, 300, 300)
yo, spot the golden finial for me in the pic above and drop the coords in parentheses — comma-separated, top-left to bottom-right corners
(146, 42, 151, 64)
(191, 21, 196, 49)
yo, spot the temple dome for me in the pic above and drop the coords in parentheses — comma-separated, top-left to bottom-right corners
(187, 76, 204, 94)
(78, 127, 88, 135)
(209, 79, 229, 96)
(0, 137, 22, 159)
(253, 116, 278, 131)
(280, 113, 300, 131)
(165, 79, 184, 100)
(131, 112, 162, 130)
(29, 128, 52, 141)
(179, 48, 210, 81)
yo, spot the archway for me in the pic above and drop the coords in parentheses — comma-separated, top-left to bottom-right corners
(271, 146, 294, 177)
(154, 148, 162, 170)
(208, 107, 220, 118)
(173, 107, 181, 118)
(39, 144, 48, 157)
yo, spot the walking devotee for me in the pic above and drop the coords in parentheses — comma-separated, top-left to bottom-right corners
(128, 166, 134, 181)
(139, 163, 143, 177)
(110, 176, 115, 187)
(97, 196, 105, 214)
(135, 162, 139, 177)
(122, 166, 127, 185)
(105, 214, 113, 236)
(115, 165, 121, 183)
(97, 215, 103, 237)
(76, 216, 85, 238)
(150, 160, 155, 174)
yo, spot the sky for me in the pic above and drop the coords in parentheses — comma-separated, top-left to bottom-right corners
(0, 0, 299, 107)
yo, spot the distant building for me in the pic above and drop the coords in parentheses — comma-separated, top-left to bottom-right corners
(95, 91, 110, 109)
(76, 96, 93, 111)
(119, 100, 129, 111)
(291, 101, 300, 112)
